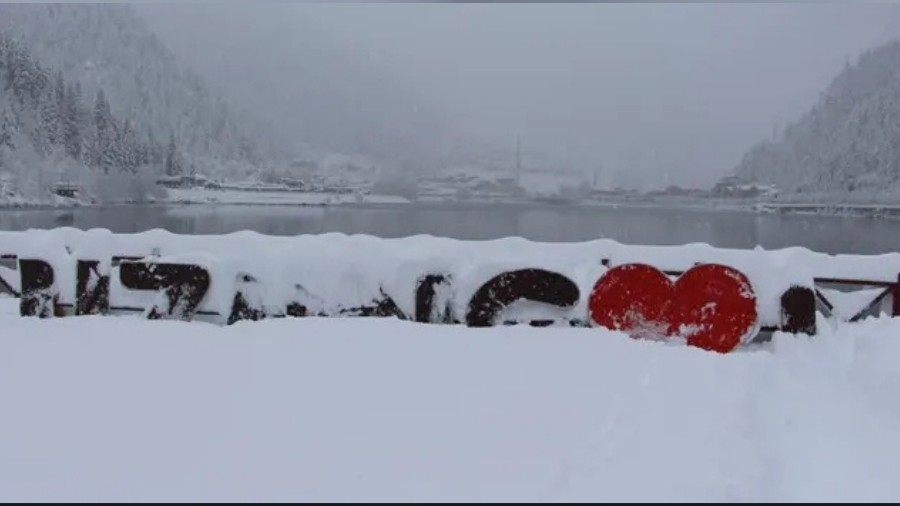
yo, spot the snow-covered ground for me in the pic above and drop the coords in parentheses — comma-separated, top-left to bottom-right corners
(165, 188, 410, 206)
(2, 295, 900, 502)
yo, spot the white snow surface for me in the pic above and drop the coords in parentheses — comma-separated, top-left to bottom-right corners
(2, 297, 900, 502)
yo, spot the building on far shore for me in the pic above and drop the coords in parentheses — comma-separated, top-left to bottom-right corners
(712, 175, 779, 199)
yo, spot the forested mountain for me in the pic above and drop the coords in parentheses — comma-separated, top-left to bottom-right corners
(0, 3, 579, 203)
(0, 33, 185, 202)
(734, 39, 900, 196)
(0, 3, 271, 186)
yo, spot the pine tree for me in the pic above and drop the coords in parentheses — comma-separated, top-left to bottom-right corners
(116, 118, 137, 173)
(147, 128, 164, 167)
(132, 132, 148, 169)
(165, 133, 181, 177)
(54, 71, 64, 106)
(0, 106, 15, 151)
(38, 76, 61, 149)
(92, 88, 115, 172)
(1, 37, 17, 96)
(9, 41, 48, 106)
(146, 127, 156, 164)
(62, 82, 83, 160)
(0, 99, 19, 175)
(93, 89, 111, 134)
(52, 71, 64, 145)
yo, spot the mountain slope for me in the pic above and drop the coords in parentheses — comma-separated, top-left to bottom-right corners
(0, 4, 272, 177)
(0, 32, 179, 203)
(734, 39, 900, 196)
(136, 3, 455, 171)
(136, 3, 566, 178)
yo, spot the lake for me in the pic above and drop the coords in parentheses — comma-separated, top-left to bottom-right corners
(0, 202, 898, 255)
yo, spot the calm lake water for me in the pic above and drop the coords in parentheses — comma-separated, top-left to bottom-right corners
(0, 203, 899, 255)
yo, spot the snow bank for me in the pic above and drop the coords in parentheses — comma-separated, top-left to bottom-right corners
(2, 300, 900, 502)
(0, 228, 897, 331)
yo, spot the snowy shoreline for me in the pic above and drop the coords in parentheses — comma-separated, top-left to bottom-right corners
(3, 189, 900, 221)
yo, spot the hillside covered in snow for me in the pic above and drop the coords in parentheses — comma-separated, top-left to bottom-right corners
(0, 4, 271, 195)
(734, 39, 900, 198)
(0, 32, 179, 204)
(0, 4, 574, 204)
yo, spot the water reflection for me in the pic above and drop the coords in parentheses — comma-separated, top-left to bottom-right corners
(0, 203, 898, 255)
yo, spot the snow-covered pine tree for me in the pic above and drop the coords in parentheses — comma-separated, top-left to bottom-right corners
(38, 73, 61, 150)
(165, 132, 181, 176)
(62, 82, 84, 160)
(734, 39, 900, 197)
(0, 4, 270, 177)
(92, 88, 116, 173)
(0, 30, 168, 200)
(115, 119, 138, 173)
(0, 102, 16, 171)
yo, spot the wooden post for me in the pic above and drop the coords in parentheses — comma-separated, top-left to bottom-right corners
(892, 273, 900, 317)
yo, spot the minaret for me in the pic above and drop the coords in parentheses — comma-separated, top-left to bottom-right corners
(515, 134, 521, 186)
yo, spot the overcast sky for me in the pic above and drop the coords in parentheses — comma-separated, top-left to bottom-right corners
(139, 2, 900, 189)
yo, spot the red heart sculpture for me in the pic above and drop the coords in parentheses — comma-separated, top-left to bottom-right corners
(589, 263, 758, 353)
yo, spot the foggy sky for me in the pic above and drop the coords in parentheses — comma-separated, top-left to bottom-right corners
(138, 2, 900, 189)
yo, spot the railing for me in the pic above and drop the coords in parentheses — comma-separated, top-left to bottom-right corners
(1, 254, 895, 334)
(2, 229, 898, 353)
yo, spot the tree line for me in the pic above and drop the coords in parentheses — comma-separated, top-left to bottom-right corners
(0, 34, 185, 180)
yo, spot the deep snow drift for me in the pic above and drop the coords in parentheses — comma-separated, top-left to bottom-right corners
(2, 296, 900, 502)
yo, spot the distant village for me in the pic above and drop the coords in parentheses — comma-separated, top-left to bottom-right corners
(644, 175, 779, 200)
(136, 160, 781, 206)
(31, 151, 780, 206)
